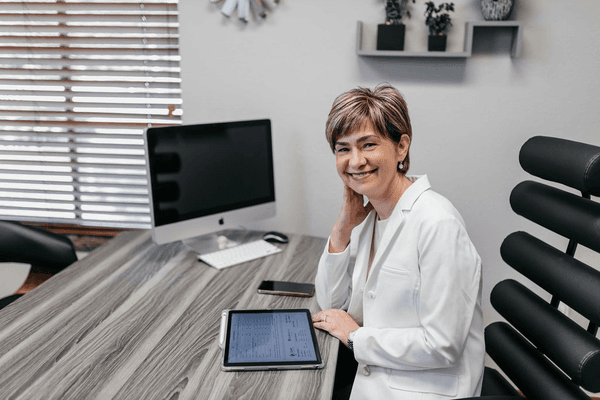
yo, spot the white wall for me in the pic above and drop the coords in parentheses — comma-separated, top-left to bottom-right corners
(177, 0, 600, 332)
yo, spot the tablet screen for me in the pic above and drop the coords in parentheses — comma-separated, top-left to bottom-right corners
(223, 309, 322, 369)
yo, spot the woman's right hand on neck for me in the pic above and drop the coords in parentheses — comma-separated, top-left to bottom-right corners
(329, 185, 374, 253)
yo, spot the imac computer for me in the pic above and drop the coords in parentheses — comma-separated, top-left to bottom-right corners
(144, 119, 276, 247)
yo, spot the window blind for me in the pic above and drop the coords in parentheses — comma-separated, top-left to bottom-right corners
(0, 0, 181, 229)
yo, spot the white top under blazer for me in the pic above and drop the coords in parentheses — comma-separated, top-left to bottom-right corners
(315, 175, 484, 400)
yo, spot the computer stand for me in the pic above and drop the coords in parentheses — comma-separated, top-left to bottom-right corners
(182, 228, 260, 255)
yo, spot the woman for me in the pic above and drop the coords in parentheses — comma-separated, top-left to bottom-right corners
(313, 85, 484, 400)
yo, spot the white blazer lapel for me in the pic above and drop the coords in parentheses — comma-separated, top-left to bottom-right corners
(347, 211, 377, 322)
(368, 206, 405, 280)
(367, 176, 432, 281)
(352, 210, 377, 284)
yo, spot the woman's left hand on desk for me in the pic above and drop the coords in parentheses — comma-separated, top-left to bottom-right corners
(313, 309, 360, 347)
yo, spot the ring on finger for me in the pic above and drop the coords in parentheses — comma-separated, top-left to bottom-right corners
(323, 315, 327, 322)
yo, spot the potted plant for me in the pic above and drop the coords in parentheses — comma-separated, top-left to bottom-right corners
(377, 0, 416, 51)
(424, 1, 454, 51)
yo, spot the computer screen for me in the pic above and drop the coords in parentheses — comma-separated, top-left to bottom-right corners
(144, 119, 276, 245)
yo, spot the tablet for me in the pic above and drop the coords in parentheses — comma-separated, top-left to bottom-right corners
(219, 308, 324, 371)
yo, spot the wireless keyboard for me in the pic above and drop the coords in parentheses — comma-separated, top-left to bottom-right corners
(198, 239, 282, 270)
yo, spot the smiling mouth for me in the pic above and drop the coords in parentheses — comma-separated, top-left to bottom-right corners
(347, 170, 376, 178)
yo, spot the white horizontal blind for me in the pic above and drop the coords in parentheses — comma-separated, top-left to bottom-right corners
(0, 0, 182, 229)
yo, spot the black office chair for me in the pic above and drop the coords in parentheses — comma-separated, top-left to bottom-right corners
(461, 136, 600, 400)
(0, 220, 77, 310)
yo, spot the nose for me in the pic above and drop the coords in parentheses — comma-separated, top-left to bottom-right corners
(349, 148, 366, 169)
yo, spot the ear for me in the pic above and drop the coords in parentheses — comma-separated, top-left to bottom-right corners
(396, 134, 411, 160)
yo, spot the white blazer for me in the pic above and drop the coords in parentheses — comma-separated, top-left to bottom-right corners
(315, 175, 484, 400)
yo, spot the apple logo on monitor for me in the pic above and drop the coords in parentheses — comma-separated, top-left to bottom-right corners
(219, 218, 224, 225)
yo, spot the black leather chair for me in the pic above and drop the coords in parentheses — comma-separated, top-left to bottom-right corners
(0, 220, 77, 310)
(462, 136, 600, 400)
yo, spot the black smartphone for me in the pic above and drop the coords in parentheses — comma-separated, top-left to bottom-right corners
(257, 280, 315, 297)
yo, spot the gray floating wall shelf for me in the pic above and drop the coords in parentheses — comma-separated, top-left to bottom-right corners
(356, 20, 523, 58)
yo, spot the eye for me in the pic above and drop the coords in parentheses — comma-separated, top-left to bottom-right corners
(335, 146, 349, 154)
(364, 142, 376, 149)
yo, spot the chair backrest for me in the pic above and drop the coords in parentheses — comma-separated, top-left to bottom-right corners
(0, 221, 77, 273)
(485, 136, 600, 400)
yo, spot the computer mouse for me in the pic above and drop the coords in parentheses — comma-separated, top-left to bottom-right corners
(262, 231, 289, 244)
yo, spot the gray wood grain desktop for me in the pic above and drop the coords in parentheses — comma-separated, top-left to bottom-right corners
(0, 230, 338, 400)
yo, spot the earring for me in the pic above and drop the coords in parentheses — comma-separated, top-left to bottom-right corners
(398, 161, 404, 171)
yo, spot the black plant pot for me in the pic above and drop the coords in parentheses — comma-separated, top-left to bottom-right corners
(377, 24, 406, 51)
(428, 34, 447, 51)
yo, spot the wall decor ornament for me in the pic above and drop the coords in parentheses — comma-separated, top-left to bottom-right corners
(480, 0, 514, 21)
(377, 0, 415, 51)
(210, 0, 279, 23)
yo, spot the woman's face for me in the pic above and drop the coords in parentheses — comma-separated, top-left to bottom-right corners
(334, 121, 408, 201)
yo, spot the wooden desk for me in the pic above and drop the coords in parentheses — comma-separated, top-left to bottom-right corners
(0, 230, 337, 399)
